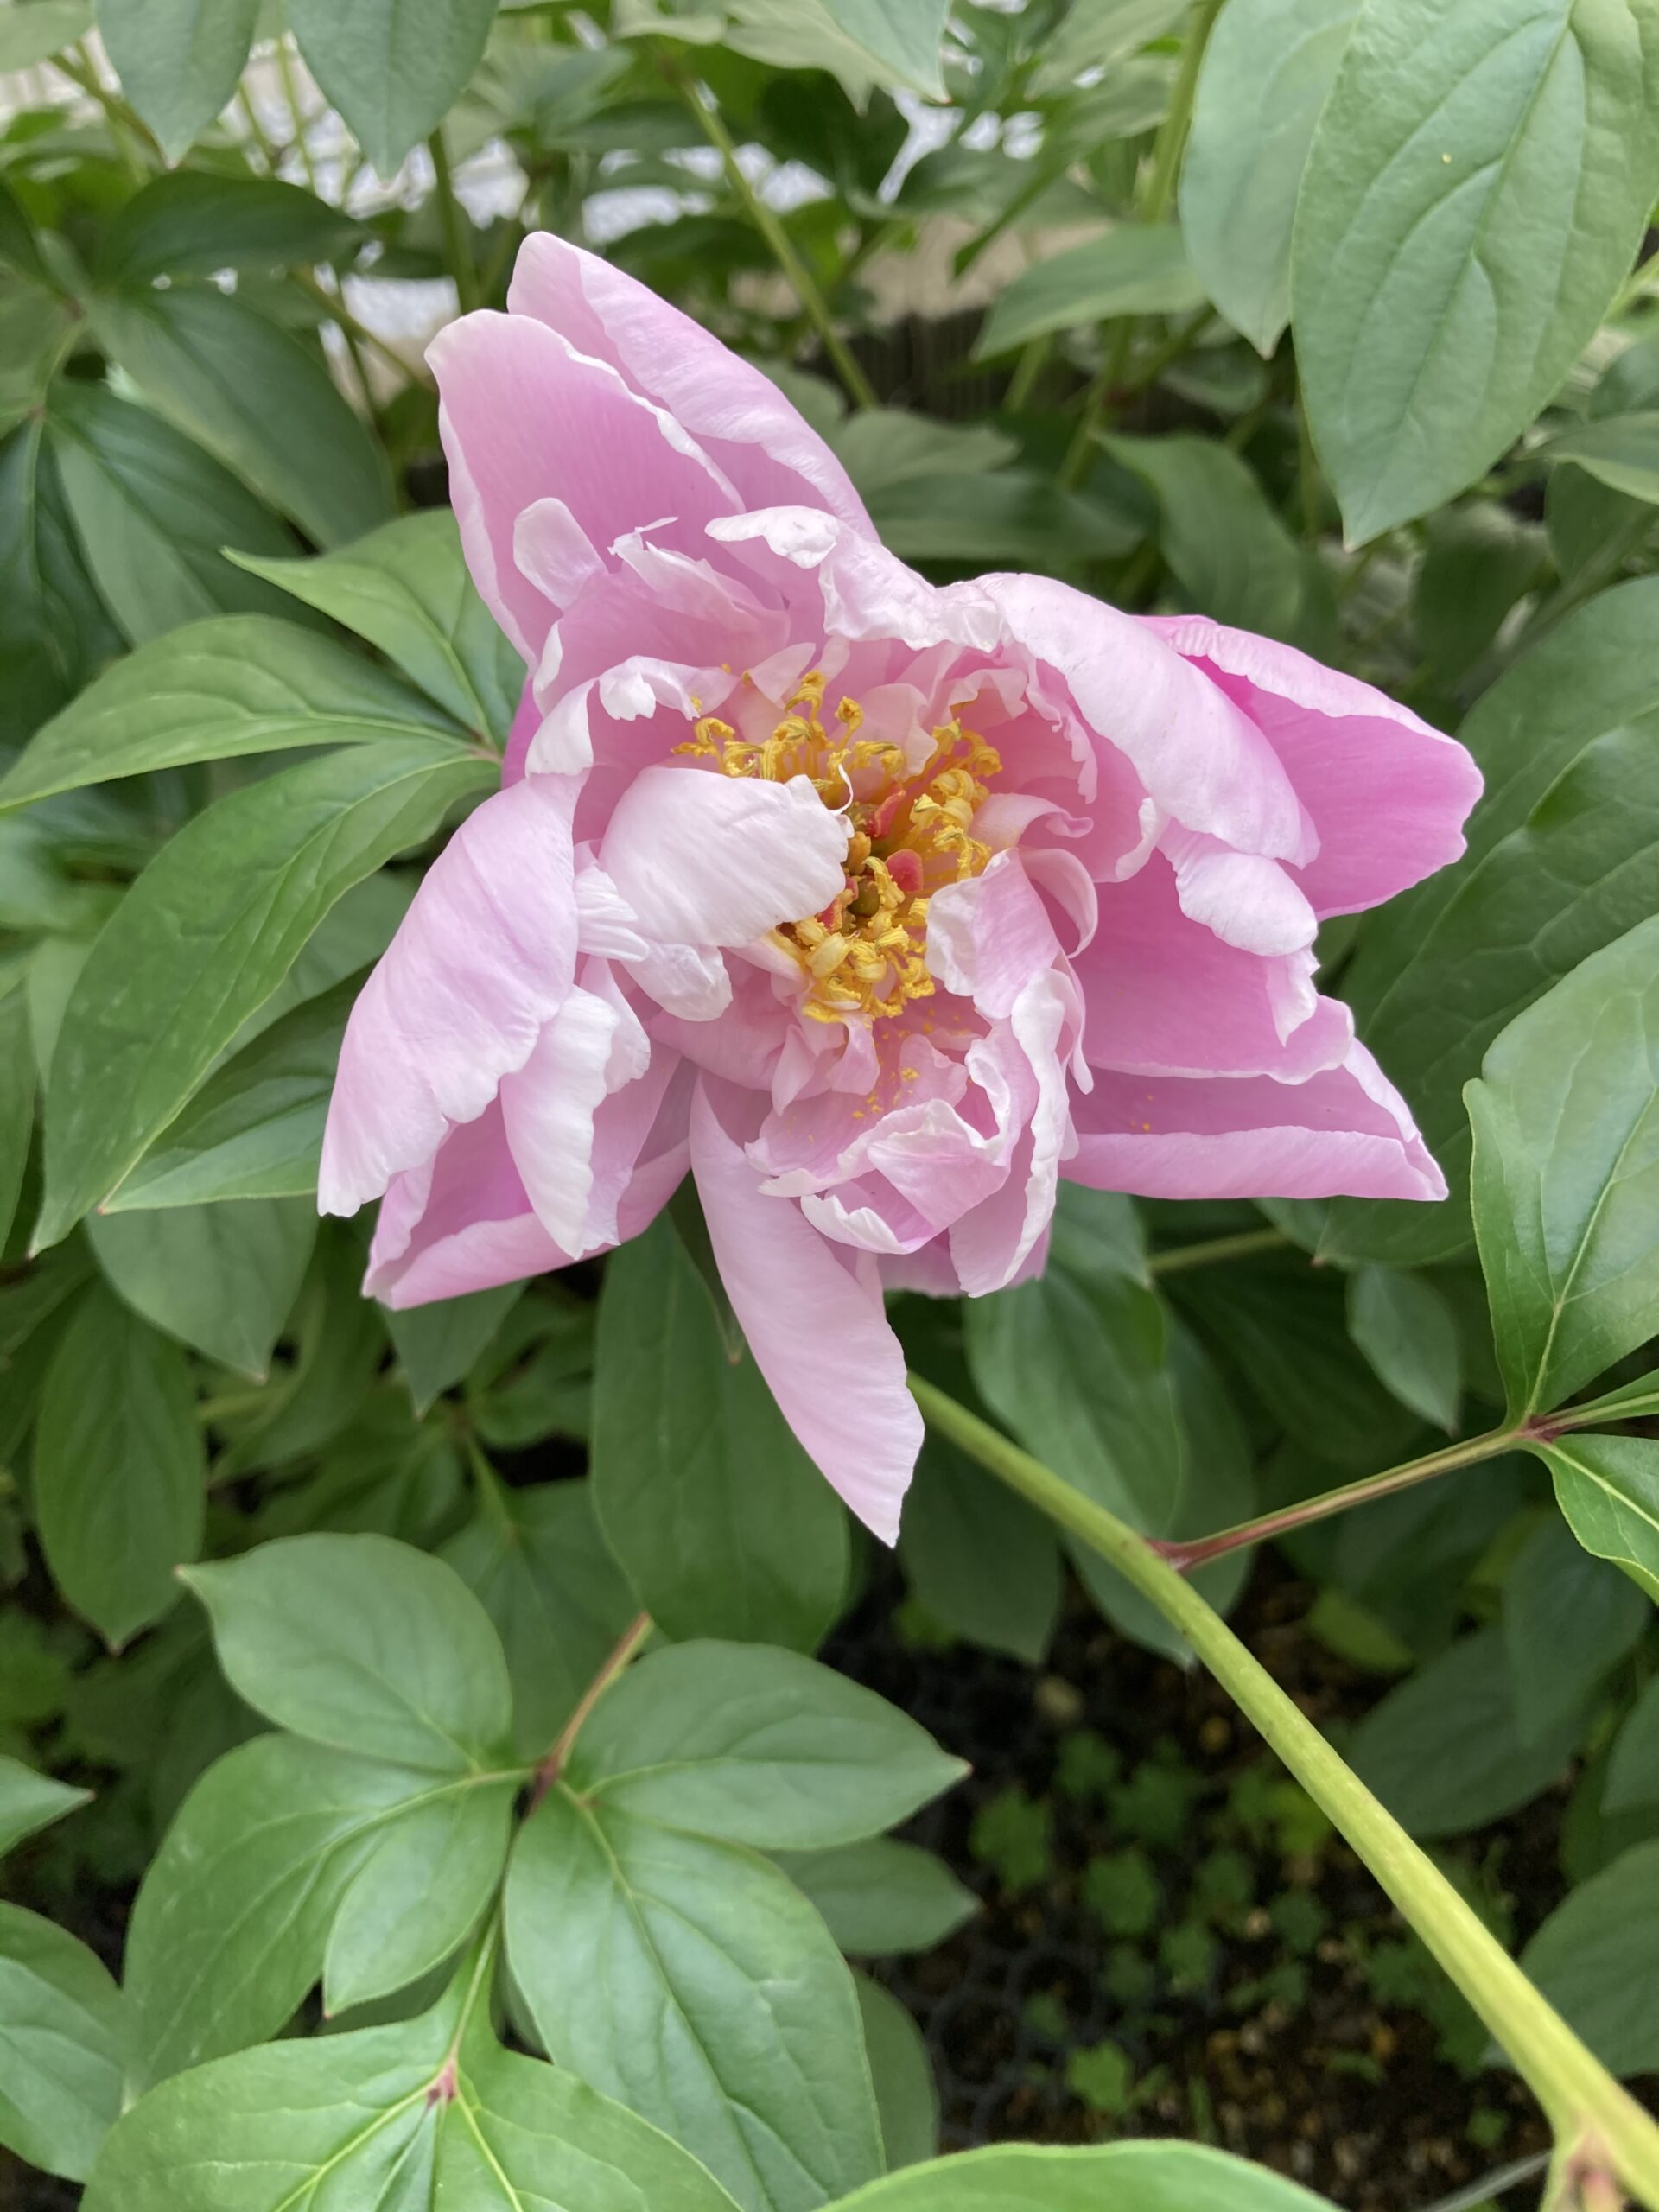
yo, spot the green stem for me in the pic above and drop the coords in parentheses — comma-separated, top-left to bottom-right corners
(54, 45, 159, 175)
(529, 1611, 652, 1807)
(1147, 1224, 1293, 1277)
(275, 37, 321, 194)
(429, 125, 480, 315)
(1140, 0, 1223, 226)
(292, 268, 432, 385)
(1005, 334, 1052, 411)
(664, 57, 878, 412)
(1059, 317, 1136, 489)
(1154, 1424, 1524, 1573)
(909, 1374, 1659, 2209)
(1297, 390, 1321, 543)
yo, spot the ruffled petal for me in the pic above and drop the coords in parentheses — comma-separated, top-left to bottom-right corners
(429, 308, 738, 664)
(1065, 1039, 1446, 1202)
(690, 1079, 922, 1543)
(508, 232, 872, 536)
(925, 849, 1063, 1020)
(499, 966, 652, 1257)
(320, 777, 578, 1217)
(983, 572, 1316, 865)
(600, 763, 849, 948)
(1142, 614, 1482, 916)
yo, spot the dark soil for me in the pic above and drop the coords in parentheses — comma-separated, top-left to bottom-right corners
(825, 1558, 1578, 2210)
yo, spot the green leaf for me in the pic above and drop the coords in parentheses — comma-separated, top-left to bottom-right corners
(0, 1, 92, 70)
(974, 226, 1205, 358)
(506, 1787, 884, 2212)
(1179, 0, 1357, 354)
(0, 1904, 126, 2183)
(1101, 434, 1305, 639)
(183, 1532, 514, 1772)
(89, 286, 393, 547)
(105, 973, 357, 1211)
(593, 1214, 849, 1652)
(1292, 0, 1659, 540)
(47, 385, 299, 649)
(1520, 1840, 1659, 2078)
(1329, 575, 1659, 1268)
(1503, 1511, 1648, 1748)
(809, 0, 951, 96)
(389, 1281, 522, 1414)
(1029, 0, 1193, 88)
(833, 411, 1016, 496)
(1345, 1266, 1461, 1432)
(86, 1978, 743, 2212)
(1467, 917, 1659, 1417)
(87, 1198, 315, 1378)
(855, 1974, 938, 2172)
(97, 172, 362, 286)
(0, 186, 79, 441)
(964, 1241, 1183, 1535)
(0, 419, 124, 747)
(1539, 1433, 1659, 1605)
(864, 471, 1141, 569)
(34, 1281, 205, 1647)
(95, 0, 258, 161)
(897, 1432, 1062, 1664)
(233, 510, 524, 743)
(1348, 1624, 1587, 1837)
(566, 1640, 964, 1849)
(0, 613, 462, 815)
(442, 1476, 636, 1761)
(772, 1839, 976, 1956)
(0, 1755, 89, 1859)
(1411, 503, 1549, 689)
(37, 740, 491, 1244)
(1545, 411, 1659, 504)
(321, 1777, 515, 2014)
(287, 0, 499, 174)
(1605, 1676, 1659, 1812)
(817, 2139, 1344, 2208)
(124, 1732, 493, 2082)
(0, 987, 34, 1250)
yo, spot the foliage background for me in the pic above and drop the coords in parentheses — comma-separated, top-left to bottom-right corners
(2, 1, 1659, 2208)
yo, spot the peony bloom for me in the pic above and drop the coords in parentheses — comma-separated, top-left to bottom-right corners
(318, 235, 1481, 1542)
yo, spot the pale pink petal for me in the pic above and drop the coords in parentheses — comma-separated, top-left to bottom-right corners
(925, 849, 1062, 1019)
(949, 973, 1077, 1294)
(1160, 830, 1319, 957)
(982, 572, 1316, 864)
(499, 968, 651, 1257)
(706, 508, 1004, 656)
(320, 778, 577, 1217)
(600, 764, 848, 948)
(573, 853, 647, 960)
(690, 1080, 922, 1542)
(507, 232, 872, 534)
(429, 310, 737, 664)
(366, 1101, 568, 1306)
(1142, 614, 1482, 916)
(1077, 857, 1350, 1080)
(1065, 1039, 1445, 1202)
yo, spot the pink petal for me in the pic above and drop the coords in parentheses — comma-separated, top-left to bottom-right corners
(707, 508, 1004, 656)
(508, 232, 872, 535)
(1065, 1040, 1446, 1202)
(320, 778, 578, 1217)
(498, 966, 651, 1257)
(429, 309, 737, 664)
(690, 1079, 922, 1543)
(948, 973, 1077, 1294)
(925, 850, 1063, 1020)
(984, 573, 1316, 864)
(1077, 856, 1350, 1080)
(365, 1100, 567, 1306)
(1142, 615, 1482, 916)
(1160, 830, 1319, 957)
(599, 764, 848, 948)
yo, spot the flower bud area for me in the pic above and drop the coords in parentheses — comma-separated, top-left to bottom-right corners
(677, 669, 1002, 1023)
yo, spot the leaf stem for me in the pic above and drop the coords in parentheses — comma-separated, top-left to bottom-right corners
(1147, 1225, 1294, 1276)
(429, 124, 480, 315)
(53, 44, 161, 175)
(909, 1373, 1659, 2209)
(529, 1611, 652, 1808)
(663, 54, 879, 413)
(1140, 0, 1224, 226)
(291, 268, 433, 386)
(1151, 1424, 1525, 1573)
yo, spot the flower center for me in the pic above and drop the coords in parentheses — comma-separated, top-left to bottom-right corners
(678, 670, 1001, 1023)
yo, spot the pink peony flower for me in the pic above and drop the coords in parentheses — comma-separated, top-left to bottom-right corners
(318, 235, 1481, 1542)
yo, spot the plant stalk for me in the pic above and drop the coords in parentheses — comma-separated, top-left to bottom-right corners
(664, 56, 878, 412)
(910, 1373, 1659, 2209)
(1151, 1424, 1524, 1572)
(529, 1611, 652, 1808)
(1147, 1225, 1294, 1277)
(429, 124, 480, 315)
